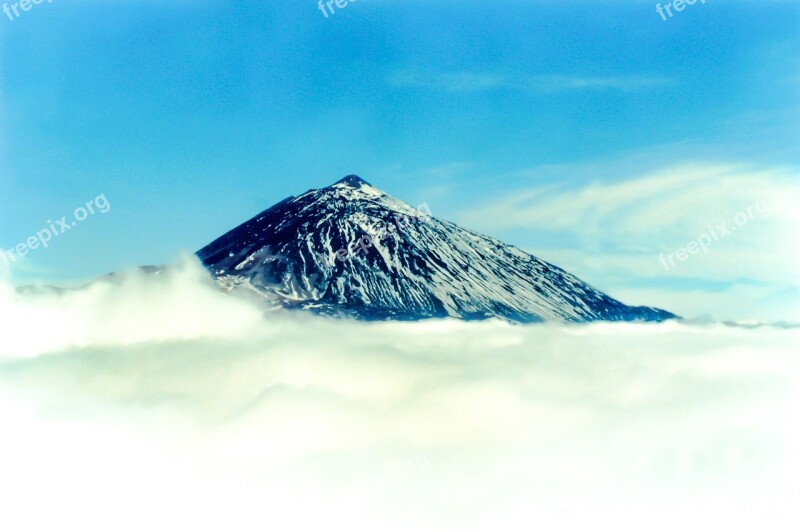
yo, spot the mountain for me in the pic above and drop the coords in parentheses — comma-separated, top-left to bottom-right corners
(196, 175, 676, 323)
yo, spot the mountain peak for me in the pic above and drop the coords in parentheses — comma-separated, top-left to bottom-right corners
(332, 175, 372, 189)
(197, 176, 677, 324)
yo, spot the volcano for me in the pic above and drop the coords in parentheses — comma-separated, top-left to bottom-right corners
(197, 175, 676, 323)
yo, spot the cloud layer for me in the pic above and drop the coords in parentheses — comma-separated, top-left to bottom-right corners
(0, 258, 798, 531)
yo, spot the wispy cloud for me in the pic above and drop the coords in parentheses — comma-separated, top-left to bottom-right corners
(458, 163, 800, 320)
(388, 71, 674, 93)
(534, 75, 674, 92)
(388, 72, 509, 92)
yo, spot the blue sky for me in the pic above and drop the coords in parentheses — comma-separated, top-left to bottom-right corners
(1, 0, 798, 320)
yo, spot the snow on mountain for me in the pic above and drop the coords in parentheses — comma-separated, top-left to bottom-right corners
(197, 175, 676, 322)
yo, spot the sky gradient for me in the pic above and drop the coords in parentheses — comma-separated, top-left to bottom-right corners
(1, 0, 798, 321)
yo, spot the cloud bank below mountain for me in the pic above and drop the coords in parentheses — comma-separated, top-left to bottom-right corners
(0, 258, 798, 531)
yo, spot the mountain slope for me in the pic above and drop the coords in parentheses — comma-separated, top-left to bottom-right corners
(197, 175, 676, 323)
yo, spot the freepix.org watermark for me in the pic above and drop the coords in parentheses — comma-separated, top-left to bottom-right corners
(3, 0, 53, 23)
(656, 0, 706, 22)
(1, 193, 111, 266)
(659, 200, 769, 271)
(317, 0, 364, 19)
(316, 202, 432, 267)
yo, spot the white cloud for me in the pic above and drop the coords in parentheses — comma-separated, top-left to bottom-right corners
(388, 71, 674, 93)
(0, 260, 798, 531)
(460, 163, 800, 320)
(388, 71, 511, 92)
(533, 74, 675, 92)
